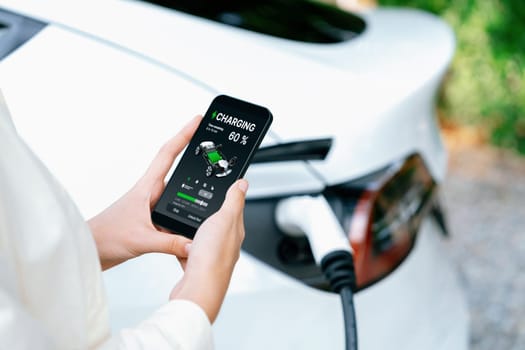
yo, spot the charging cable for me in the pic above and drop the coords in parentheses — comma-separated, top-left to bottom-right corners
(276, 195, 358, 350)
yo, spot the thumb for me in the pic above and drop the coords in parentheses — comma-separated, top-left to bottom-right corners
(144, 231, 193, 257)
(220, 179, 248, 215)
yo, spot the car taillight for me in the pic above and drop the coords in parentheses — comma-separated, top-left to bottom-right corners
(324, 153, 439, 288)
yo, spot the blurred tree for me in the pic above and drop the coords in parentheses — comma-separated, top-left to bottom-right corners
(379, 0, 525, 153)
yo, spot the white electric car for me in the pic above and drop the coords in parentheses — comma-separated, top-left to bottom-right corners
(0, 1, 468, 349)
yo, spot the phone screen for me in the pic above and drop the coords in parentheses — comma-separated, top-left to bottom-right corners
(152, 95, 273, 237)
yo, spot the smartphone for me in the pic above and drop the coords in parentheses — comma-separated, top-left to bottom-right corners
(152, 95, 273, 238)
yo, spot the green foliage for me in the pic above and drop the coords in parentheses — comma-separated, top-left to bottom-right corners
(380, 0, 525, 153)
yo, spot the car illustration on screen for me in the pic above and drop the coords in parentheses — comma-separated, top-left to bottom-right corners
(195, 141, 237, 177)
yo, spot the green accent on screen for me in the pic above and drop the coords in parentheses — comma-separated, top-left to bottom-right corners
(177, 192, 196, 202)
(211, 111, 218, 119)
(207, 150, 222, 163)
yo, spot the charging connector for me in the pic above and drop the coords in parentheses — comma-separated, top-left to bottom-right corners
(275, 195, 353, 263)
(276, 195, 358, 350)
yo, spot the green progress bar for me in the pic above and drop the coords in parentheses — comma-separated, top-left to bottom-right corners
(177, 191, 196, 202)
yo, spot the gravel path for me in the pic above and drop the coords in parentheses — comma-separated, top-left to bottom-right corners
(442, 145, 525, 349)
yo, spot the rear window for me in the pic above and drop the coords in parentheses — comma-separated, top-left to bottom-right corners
(0, 23, 7, 39)
(140, 0, 366, 44)
(0, 9, 46, 60)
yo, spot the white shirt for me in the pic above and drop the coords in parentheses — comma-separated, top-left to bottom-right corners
(0, 91, 213, 350)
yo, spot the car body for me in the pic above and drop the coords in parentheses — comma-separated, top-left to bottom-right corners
(0, 1, 468, 349)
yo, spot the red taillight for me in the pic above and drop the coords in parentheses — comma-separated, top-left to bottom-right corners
(324, 154, 438, 289)
(346, 155, 437, 288)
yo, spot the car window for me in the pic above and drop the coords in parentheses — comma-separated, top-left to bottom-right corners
(0, 23, 7, 39)
(0, 9, 46, 60)
(139, 0, 365, 43)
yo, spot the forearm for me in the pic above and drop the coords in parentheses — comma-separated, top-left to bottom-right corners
(170, 269, 232, 324)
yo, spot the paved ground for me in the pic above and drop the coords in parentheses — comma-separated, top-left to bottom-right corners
(442, 143, 525, 349)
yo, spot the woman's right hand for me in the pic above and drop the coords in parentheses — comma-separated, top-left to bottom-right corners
(169, 179, 248, 323)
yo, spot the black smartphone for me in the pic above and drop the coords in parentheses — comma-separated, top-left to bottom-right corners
(152, 95, 273, 238)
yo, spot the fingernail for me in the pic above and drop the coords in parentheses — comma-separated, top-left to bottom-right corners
(237, 179, 249, 194)
(184, 243, 192, 254)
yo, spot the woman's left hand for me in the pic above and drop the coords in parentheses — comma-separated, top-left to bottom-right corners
(88, 116, 202, 270)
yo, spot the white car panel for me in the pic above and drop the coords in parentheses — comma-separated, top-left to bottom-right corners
(0, 25, 211, 211)
(0, 25, 213, 218)
(0, 26, 322, 215)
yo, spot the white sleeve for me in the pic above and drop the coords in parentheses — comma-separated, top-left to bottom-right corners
(0, 284, 213, 350)
(0, 288, 53, 350)
(99, 300, 213, 350)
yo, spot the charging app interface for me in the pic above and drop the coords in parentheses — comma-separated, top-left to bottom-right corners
(157, 101, 268, 229)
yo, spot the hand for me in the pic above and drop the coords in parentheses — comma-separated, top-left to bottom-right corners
(169, 179, 248, 323)
(88, 116, 202, 270)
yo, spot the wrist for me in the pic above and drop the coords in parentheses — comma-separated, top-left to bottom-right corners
(171, 274, 228, 323)
(87, 216, 117, 270)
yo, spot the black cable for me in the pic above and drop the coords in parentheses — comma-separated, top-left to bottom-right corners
(340, 286, 358, 350)
(321, 250, 358, 350)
